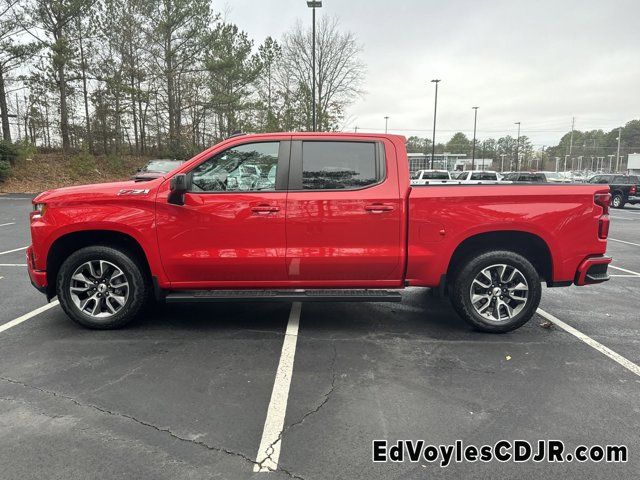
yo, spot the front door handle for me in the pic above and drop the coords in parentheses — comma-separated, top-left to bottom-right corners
(251, 204, 280, 214)
(364, 203, 394, 213)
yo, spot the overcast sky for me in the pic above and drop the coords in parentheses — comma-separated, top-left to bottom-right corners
(225, 0, 640, 147)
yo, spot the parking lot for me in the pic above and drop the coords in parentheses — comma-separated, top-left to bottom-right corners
(0, 194, 639, 479)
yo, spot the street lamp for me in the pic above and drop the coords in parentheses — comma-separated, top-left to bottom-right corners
(430, 79, 441, 169)
(384, 116, 389, 134)
(471, 107, 478, 170)
(307, 1, 322, 131)
(514, 122, 521, 171)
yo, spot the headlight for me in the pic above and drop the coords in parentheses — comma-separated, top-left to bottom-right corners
(31, 203, 47, 220)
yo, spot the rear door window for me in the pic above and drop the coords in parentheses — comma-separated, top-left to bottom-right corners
(301, 141, 379, 190)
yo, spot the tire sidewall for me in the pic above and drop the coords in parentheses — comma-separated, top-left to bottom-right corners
(451, 250, 542, 333)
(56, 246, 146, 329)
(612, 194, 623, 208)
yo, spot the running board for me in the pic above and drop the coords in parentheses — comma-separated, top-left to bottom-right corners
(165, 289, 402, 303)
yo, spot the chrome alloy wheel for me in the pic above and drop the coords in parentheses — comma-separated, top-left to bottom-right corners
(469, 264, 529, 322)
(69, 260, 130, 318)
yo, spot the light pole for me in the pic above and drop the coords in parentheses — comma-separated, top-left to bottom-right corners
(430, 79, 440, 169)
(500, 154, 506, 172)
(616, 127, 622, 172)
(307, 1, 322, 131)
(514, 122, 521, 171)
(384, 116, 389, 134)
(471, 106, 478, 170)
(564, 154, 569, 172)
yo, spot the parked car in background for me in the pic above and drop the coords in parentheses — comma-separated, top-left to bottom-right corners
(133, 159, 184, 181)
(502, 172, 547, 183)
(410, 169, 458, 185)
(537, 171, 572, 183)
(453, 170, 503, 184)
(587, 174, 640, 208)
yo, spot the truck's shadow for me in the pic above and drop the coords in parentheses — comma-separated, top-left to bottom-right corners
(123, 288, 507, 340)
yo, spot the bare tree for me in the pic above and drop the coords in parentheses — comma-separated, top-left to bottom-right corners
(281, 16, 365, 131)
(0, 0, 38, 142)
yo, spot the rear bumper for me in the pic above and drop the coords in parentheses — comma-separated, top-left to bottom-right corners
(575, 255, 611, 286)
(628, 195, 639, 203)
(26, 245, 47, 293)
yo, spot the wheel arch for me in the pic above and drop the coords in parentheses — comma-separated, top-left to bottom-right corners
(46, 230, 152, 299)
(446, 230, 553, 285)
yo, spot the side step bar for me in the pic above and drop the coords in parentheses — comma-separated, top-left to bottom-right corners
(165, 289, 402, 303)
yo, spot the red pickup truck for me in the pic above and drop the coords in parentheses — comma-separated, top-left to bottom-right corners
(28, 133, 611, 333)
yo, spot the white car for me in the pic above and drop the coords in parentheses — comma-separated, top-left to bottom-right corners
(410, 169, 458, 185)
(453, 170, 504, 184)
(537, 171, 572, 183)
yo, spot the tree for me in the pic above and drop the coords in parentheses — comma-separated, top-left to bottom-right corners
(445, 132, 471, 155)
(27, 0, 96, 152)
(257, 36, 281, 132)
(0, 0, 39, 142)
(143, 0, 212, 155)
(204, 23, 261, 137)
(281, 16, 365, 131)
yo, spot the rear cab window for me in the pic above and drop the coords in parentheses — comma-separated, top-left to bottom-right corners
(299, 141, 382, 190)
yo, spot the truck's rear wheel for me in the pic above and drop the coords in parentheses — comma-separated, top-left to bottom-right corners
(56, 246, 147, 329)
(450, 250, 541, 333)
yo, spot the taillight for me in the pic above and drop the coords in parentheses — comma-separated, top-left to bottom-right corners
(594, 193, 610, 215)
(631, 185, 637, 195)
(594, 192, 610, 239)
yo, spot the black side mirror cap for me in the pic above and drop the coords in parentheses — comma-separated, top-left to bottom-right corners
(168, 173, 191, 205)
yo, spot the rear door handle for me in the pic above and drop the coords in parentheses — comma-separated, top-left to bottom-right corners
(364, 203, 394, 213)
(251, 204, 280, 214)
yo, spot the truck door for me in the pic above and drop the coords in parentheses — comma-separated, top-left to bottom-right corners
(285, 139, 403, 285)
(155, 139, 290, 287)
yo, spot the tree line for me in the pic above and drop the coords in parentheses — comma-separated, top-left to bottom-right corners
(406, 118, 640, 171)
(0, 0, 365, 159)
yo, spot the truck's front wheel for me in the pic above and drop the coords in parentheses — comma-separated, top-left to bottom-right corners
(450, 250, 541, 333)
(56, 246, 147, 329)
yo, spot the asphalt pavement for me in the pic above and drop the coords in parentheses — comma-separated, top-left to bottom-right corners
(1, 194, 639, 480)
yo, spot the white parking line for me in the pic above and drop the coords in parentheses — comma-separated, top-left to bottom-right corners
(0, 222, 15, 227)
(609, 238, 640, 248)
(0, 264, 27, 267)
(0, 301, 59, 334)
(0, 246, 28, 256)
(609, 265, 640, 277)
(254, 302, 302, 472)
(610, 274, 640, 278)
(609, 214, 638, 221)
(537, 308, 640, 377)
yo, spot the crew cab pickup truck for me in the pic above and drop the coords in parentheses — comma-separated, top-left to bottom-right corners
(28, 133, 612, 333)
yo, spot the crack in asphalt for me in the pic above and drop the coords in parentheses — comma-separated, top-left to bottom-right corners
(259, 343, 338, 476)
(0, 375, 305, 479)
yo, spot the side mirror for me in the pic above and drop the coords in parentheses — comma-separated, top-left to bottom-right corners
(168, 173, 191, 205)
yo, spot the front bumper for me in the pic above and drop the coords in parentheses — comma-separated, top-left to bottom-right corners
(575, 255, 611, 286)
(26, 245, 47, 293)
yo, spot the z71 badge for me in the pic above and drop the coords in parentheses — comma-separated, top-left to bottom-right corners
(117, 188, 150, 196)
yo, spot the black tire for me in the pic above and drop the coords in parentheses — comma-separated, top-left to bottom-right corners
(611, 193, 625, 209)
(56, 246, 148, 329)
(450, 250, 541, 333)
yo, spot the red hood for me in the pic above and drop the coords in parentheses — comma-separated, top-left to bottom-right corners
(34, 178, 162, 204)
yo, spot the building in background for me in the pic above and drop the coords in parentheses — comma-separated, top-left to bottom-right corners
(628, 153, 640, 175)
(407, 153, 493, 173)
